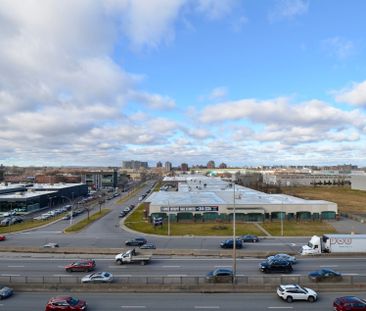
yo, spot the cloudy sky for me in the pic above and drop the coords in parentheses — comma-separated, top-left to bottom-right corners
(1, 0, 366, 167)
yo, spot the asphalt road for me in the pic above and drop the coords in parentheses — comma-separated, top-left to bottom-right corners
(1, 291, 360, 310)
(0, 254, 365, 277)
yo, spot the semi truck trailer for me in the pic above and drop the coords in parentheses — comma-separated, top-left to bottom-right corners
(301, 234, 366, 255)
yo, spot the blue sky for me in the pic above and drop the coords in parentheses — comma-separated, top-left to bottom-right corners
(1, 0, 366, 167)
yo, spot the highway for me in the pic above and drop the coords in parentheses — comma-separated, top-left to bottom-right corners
(0, 254, 365, 277)
(1, 291, 361, 310)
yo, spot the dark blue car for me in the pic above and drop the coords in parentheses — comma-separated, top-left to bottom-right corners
(220, 238, 243, 249)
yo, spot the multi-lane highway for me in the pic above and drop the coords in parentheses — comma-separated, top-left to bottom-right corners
(1, 291, 361, 310)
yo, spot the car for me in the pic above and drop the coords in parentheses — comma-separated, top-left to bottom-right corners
(0, 217, 11, 226)
(308, 268, 342, 282)
(42, 242, 59, 248)
(45, 296, 87, 311)
(140, 242, 156, 249)
(277, 284, 318, 303)
(125, 237, 147, 247)
(0, 286, 13, 300)
(0, 235, 6, 241)
(267, 253, 297, 265)
(119, 211, 127, 218)
(81, 271, 113, 283)
(333, 296, 366, 311)
(259, 258, 293, 273)
(220, 238, 243, 249)
(206, 268, 234, 283)
(65, 260, 96, 272)
(240, 234, 259, 243)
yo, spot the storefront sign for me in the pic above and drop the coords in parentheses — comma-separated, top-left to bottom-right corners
(160, 206, 218, 212)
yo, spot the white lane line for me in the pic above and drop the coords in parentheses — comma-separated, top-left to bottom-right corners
(121, 306, 146, 308)
(108, 265, 127, 269)
(319, 265, 338, 267)
(8, 265, 24, 268)
(268, 307, 293, 309)
(114, 274, 132, 277)
(162, 265, 181, 268)
(53, 274, 72, 277)
(214, 266, 232, 268)
(167, 274, 187, 277)
(194, 306, 220, 309)
(1, 274, 20, 277)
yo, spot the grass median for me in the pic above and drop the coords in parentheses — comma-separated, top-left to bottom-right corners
(64, 208, 111, 233)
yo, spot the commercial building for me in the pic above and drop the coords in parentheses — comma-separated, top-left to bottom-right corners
(145, 175, 337, 222)
(122, 161, 148, 170)
(81, 170, 118, 190)
(351, 175, 366, 191)
(0, 183, 87, 214)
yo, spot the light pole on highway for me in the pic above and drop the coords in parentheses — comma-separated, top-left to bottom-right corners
(232, 182, 237, 284)
(61, 195, 74, 226)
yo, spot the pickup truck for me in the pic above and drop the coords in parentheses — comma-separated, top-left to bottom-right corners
(115, 249, 151, 265)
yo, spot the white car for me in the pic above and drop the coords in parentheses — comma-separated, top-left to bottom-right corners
(81, 272, 113, 283)
(277, 284, 318, 303)
(42, 242, 59, 248)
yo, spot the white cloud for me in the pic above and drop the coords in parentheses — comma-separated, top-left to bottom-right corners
(269, 0, 309, 21)
(322, 36, 355, 60)
(131, 92, 176, 109)
(209, 86, 228, 100)
(334, 80, 366, 107)
(195, 0, 239, 20)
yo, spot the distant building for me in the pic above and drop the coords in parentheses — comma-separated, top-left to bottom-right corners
(0, 164, 4, 182)
(207, 160, 215, 169)
(180, 163, 189, 172)
(351, 175, 366, 191)
(81, 170, 118, 190)
(156, 161, 162, 168)
(219, 163, 227, 169)
(164, 161, 172, 172)
(122, 160, 148, 170)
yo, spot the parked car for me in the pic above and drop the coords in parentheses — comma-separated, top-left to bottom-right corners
(119, 211, 127, 218)
(81, 271, 113, 283)
(140, 242, 156, 249)
(259, 258, 293, 273)
(333, 296, 366, 311)
(125, 237, 147, 247)
(220, 238, 243, 249)
(65, 260, 96, 272)
(206, 268, 233, 283)
(267, 253, 297, 265)
(0, 235, 6, 241)
(308, 268, 342, 282)
(240, 234, 259, 243)
(0, 286, 13, 299)
(45, 296, 87, 311)
(42, 242, 59, 248)
(277, 284, 318, 303)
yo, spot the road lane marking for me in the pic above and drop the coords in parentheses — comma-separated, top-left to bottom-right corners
(1, 274, 20, 277)
(121, 306, 146, 308)
(53, 274, 72, 277)
(320, 265, 338, 267)
(114, 274, 132, 277)
(167, 274, 187, 277)
(162, 265, 181, 268)
(108, 265, 127, 269)
(194, 306, 220, 309)
(8, 265, 24, 268)
(268, 307, 293, 309)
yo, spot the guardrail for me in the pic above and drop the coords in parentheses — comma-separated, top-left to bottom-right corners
(2, 274, 366, 287)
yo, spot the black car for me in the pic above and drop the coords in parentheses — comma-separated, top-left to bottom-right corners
(206, 268, 233, 283)
(125, 237, 147, 247)
(240, 234, 259, 243)
(220, 238, 243, 249)
(308, 268, 342, 282)
(259, 258, 293, 273)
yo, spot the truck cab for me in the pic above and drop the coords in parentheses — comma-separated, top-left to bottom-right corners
(301, 235, 322, 255)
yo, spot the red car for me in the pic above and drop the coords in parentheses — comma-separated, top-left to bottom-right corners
(45, 296, 87, 311)
(334, 296, 366, 311)
(64, 260, 95, 272)
(0, 235, 6, 241)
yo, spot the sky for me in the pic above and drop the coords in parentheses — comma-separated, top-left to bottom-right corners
(1, 0, 366, 168)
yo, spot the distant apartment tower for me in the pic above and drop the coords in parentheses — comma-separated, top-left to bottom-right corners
(207, 160, 215, 169)
(122, 160, 148, 170)
(156, 161, 162, 168)
(180, 163, 189, 172)
(164, 161, 172, 172)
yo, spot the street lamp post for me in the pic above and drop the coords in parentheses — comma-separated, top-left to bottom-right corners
(281, 199, 284, 236)
(60, 196, 74, 226)
(232, 182, 236, 284)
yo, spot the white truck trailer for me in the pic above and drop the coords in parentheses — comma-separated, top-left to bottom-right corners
(301, 234, 366, 255)
(115, 249, 151, 265)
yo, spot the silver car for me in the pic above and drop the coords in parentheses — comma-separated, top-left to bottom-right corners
(0, 286, 13, 299)
(81, 272, 113, 283)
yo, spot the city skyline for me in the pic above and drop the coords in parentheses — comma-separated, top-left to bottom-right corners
(1, 1, 366, 167)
